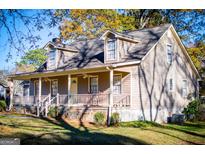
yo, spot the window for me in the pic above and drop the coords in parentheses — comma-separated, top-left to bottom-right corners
(182, 80, 188, 98)
(167, 44, 173, 64)
(49, 50, 56, 69)
(113, 75, 121, 94)
(51, 80, 58, 96)
(23, 85, 30, 96)
(107, 39, 116, 60)
(168, 78, 174, 92)
(90, 77, 98, 93)
(35, 81, 39, 96)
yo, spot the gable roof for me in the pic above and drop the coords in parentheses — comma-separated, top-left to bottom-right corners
(50, 24, 172, 70)
(100, 30, 140, 43)
(11, 24, 200, 78)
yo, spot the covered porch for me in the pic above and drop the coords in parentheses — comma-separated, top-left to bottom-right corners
(12, 67, 131, 117)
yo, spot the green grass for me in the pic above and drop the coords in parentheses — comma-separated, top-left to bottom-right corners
(0, 113, 205, 145)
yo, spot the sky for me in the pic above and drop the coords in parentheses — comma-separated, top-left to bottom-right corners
(0, 10, 60, 71)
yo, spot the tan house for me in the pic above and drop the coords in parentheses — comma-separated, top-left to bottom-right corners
(9, 24, 200, 123)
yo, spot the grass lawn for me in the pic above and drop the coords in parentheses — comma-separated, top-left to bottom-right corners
(0, 113, 205, 145)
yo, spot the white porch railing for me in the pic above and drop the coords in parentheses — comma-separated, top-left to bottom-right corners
(113, 94, 131, 107)
(13, 93, 131, 108)
(69, 94, 109, 107)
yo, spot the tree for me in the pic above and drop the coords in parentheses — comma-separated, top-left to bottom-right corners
(59, 10, 136, 41)
(187, 42, 205, 74)
(124, 9, 169, 29)
(17, 48, 47, 69)
(0, 9, 59, 61)
(124, 9, 205, 43)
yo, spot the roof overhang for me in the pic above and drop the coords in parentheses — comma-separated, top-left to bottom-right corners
(8, 60, 141, 80)
(43, 41, 79, 53)
(8, 66, 113, 80)
(100, 30, 140, 43)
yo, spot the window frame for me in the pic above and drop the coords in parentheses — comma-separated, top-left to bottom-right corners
(48, 49, 57, 69)
(50, 79, 58, 97)
(106, 38, 116, 61)
(88, 76, 99, 94)
(182, 79, 188, 98)
(23, 82, 30, 97)
(166, 43, 173, 64)
(113, 74, 122, 94)
(167, 78, 174, 93)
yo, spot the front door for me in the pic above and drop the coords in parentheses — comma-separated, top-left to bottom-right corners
(70, 78, 78, 94)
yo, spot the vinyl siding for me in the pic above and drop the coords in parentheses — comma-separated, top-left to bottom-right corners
(132, 28, 198, 122)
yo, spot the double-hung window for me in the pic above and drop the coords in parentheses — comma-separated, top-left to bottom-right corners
(167, 44, 173, 64)
(90, 77, 98, 93)
(107, 39, 116, 60)
(113, 75, 121, 94)
(49, 49, 56, 69)
(182, 80, 188, 98)
(167, 78, 174, 92)
(51, 80, 58, 96)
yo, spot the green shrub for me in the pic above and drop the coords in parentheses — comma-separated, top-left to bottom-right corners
(120, 121, 161, 128)
(110, 112, 120, 126)
(198, 104, 205, 121)
(0, 100, 6, 112)
(94, 112, 105, 126)
(48, 106, 58, 118)
(182, 99, 201, 121)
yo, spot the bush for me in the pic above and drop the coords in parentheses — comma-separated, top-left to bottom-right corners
(110, 112, 120, 126)
(198, 104, 205, 121)
(182, 99, 201, 121)
(48, 106, 58, 118)
(120, 121, 161, 128)
(94, 112, 105, 126)
(0, 100, 6, 112)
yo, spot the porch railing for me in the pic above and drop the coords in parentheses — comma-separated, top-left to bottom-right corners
(13, 93, 130, 108)
(113, 94, 130, 107)
(69, 94, 109, 107)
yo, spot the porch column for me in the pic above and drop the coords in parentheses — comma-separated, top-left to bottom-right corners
(68, 74, 71, 106)
(108, 69, 114, 125)
(37, 77, 42, 117)
(8, 79, 14, 111)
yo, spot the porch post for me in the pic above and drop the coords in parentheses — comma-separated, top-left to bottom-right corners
(68, 74, 71, 106)
(37, 77, 42, 117)
(9, 79, 14, 111)
(108, 69, 113, 125)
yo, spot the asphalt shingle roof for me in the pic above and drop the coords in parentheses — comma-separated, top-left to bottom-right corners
(32, 24, 172, 73)
(55, 24, 171, 70)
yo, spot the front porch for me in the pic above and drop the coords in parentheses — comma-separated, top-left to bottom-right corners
(12, 69, 131, 119)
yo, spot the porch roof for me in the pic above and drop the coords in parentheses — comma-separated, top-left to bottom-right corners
(8, 65, 111, 80)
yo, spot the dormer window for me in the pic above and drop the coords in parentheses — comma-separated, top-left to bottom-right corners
(107, 39, 116, 60)
(48, 49, 56, 69)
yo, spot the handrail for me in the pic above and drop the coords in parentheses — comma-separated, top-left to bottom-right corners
(41, 95, 50, 104)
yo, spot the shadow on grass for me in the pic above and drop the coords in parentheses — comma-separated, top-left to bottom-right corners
(0, 116, 148, 145)
(120, 121, 205, 144)
(142, 128, 202, 145)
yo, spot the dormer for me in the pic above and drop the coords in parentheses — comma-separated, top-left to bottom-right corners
(44, 43, 57, 70)
(101, 30, 140, 63)
(44, 38, 79, 70)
